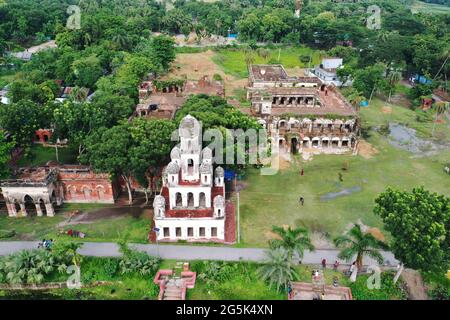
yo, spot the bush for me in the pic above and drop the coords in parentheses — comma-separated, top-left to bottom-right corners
(104, 259, 120, 278)
(213, 74, 223, 82)
(118, 241, 161, 276)
(378, 122, 391, 136)
(429, 284, 450, 300)
(0, 229, 16, 239)
(415, 110, 433, 123)
(349, 272, 408, 300)
(299, 55, 310, 63)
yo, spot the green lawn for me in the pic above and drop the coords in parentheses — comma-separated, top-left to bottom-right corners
(213, 46, 321, 79)
(0, 204, 151, 243)
(17, 145, 78, 167)
(361, 98, 450, 144)
(239, 100, 450, 247)
(410, 0, 450, 14)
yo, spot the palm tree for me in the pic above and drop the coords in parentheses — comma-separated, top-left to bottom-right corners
(258, 247, 299, 292)
(245, 51, 255, 67)
(387, 70, 402, 102)
(334, 224, 387, 271)
(269, 225, 314, 262)
(432, 101, 450, 137)
(347, 91, 365, 111)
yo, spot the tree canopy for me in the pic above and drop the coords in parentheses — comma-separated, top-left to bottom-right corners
(374, 187, 449, 273)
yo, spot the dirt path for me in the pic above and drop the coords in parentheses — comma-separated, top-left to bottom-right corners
(401, 268, 429, 300)
(167, 50, 247, 97)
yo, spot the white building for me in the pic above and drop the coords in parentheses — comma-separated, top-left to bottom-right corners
(152, 115, 235, 244)
(311, 58, 352, 87)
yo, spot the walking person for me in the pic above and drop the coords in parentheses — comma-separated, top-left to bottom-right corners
(333, 260, 340, 271)
(321, 258, 327, 269)
(299, 196, 304, 206)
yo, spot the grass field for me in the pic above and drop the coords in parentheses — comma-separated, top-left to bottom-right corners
(17, 145, 78, 167)
(361, 98, 450, 144)
(238, 99, 450, 247)
(212, 46, 321, 79)
(410, 0, 450, 14)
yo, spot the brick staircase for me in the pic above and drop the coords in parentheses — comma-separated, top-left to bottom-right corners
(162, 279, 183, 300)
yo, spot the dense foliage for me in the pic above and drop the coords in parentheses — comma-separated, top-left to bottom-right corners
(374, 187, 449, 273)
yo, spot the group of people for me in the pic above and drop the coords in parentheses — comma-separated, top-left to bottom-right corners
(320, 259, 341, 271)
(38, 239, 53, 250)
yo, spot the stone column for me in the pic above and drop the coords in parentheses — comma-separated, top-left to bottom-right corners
(6, 202, 17, 217)
(45, 203, 55, 217)
(19, 203, 28, 217)
(182, 193, 188, 207)
(35, 203, 43, 217)
(309, 123, 312, 133)
(338, 140, 342, 148)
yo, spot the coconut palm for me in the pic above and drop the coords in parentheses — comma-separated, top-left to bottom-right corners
(347, 91, 365, 111)
(269, 225, 314, 262)
(258, 247, 299, 292)
(334, 224, 387, 271)
(245, 52, 255, 67)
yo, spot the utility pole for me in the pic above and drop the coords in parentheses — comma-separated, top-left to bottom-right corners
(235, 174, 240, 244)
(55, 139, 60, 162)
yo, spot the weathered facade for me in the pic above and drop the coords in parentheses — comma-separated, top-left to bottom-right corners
(152, 115, 235, 244)
(246, 65, 360, 155)
(1, 165, 119, 217)
(135, 76, 225, 120)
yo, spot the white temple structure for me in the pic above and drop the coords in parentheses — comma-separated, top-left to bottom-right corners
(152, 115, 235, 243)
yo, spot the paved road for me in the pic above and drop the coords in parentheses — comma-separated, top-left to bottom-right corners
(0, 241, 399, 267)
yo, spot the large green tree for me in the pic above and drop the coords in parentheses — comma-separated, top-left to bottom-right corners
(82, 118, 176, 204)
(0, 100, 42, 148)
(374, 187, 449, 273)
(53, 101, 108, 156)
(0, 132, 14, 179)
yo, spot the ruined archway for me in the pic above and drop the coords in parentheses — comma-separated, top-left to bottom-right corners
(23, 195, 36, 216)
(291, 137, 298, 154)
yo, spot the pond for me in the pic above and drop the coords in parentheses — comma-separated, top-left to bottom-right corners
(320, 186, 362, 201)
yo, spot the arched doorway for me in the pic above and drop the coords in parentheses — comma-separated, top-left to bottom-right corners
(23, 195, 36, 216)
(14, 200, 21, 215)
(83, 187, 92, 200)
(199, 193, 206, 207)
(291, 138, 298, 154)
(187, 193, 194, 207)
(97, 186, 105, 200)
(176, 193, 182, 207)
(39, 199, 47, 216)
(320, 84, 326, 91)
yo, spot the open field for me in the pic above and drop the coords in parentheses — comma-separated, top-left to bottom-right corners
(167, 49, 248, 98)
(212, 47, 321, 79)
(17, 145, 78, 167)
(0, 201, 152, 243)
(361, 98, 450, 144)
(238, 99, 450, 247)
(410, 0, 450, 14)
